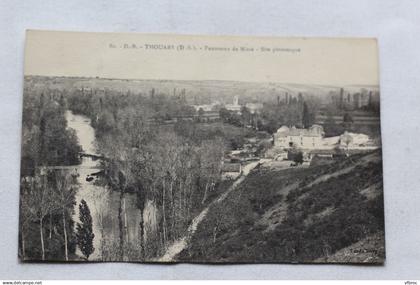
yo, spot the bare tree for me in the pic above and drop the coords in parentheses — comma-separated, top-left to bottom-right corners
(100, 134, 130, 260)
(199, 138, 225, 204)
(25, 173, 58, 261)
(341, 132, 353, 155)
(92, 186, 110, 261)
(53, 170, 77, 261)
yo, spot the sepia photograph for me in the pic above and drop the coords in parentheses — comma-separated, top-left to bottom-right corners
(19, 30, 384, 263)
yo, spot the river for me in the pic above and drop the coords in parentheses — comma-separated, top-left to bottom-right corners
(65, 110, 146, 261)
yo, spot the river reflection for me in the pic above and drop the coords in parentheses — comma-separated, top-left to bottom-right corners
(65, 110, 143, 260)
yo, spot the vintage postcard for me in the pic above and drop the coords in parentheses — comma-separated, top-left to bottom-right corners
(19, 30, 384, 263)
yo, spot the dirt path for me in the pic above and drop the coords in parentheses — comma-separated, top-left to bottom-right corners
(157, 160, 261, 262)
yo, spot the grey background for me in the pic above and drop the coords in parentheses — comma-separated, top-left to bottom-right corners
(1, 0, 419, 280)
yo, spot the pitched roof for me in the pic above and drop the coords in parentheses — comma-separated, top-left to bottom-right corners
(276, 125, 324, 137)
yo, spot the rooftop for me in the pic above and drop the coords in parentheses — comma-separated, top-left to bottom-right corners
(276, 125, 325, 137)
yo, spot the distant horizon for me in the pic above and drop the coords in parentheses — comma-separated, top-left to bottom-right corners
(24, 74, 380, 89)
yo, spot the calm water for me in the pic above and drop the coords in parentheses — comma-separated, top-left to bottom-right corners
(65, 110, 148, 260)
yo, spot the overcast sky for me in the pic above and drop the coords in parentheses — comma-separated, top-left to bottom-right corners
(25, 30, 379, 86)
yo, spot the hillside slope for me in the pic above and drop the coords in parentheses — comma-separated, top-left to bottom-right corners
(177, 150, 384, 263)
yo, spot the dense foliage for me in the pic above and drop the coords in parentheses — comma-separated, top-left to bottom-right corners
(76, 199, 95, 260)
(21, 90, 82, 176)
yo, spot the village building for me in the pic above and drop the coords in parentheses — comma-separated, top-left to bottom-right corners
(221, 162, 242, 180)
(225, 95, 242, 113)
(193, 104, 213, 112)
(192, 101, 220, 112)
(245, 102, 263, 114)
(339, 131, 377, 149)
(274, 125, 325, 149)
(270, 125, 379, 165)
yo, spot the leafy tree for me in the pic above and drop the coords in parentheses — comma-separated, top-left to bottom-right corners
(324, 112, 335, 127)
(240, 106, 251, 127)
(287, 146, 303, 164)
(219, 107, 230, 122)
(76, 199, 95, 260)
(343, 113, 353, 123)
(219, 108, 242, 127)
(302, 102, 311, 128)
(343, 112, 354, 130)
(97, 110, 116, 134)
(298, 93, 303, 104)
(339, 88, 344, 109)
(368, 91, 373, 109)
(293, 151, 304, 164)
(198, 107, 205, 118)
(341, 132, 353, 154)
(323, 111, 343, 137)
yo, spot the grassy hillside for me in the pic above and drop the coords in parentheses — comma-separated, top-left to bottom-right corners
(178, 150, 384, 263)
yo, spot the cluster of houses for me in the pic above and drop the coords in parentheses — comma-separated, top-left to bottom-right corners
(220, 124, 379, 180)
(221, 125, 380, 179)
(272, 124, 379, 163)
(192, 96, 264, 116)
(192, 95, 379, 179)
(220, 134, 272, 180)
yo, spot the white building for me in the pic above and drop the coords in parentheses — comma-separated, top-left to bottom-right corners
(225, 95, 242, 113)
(339, 131, 377, 149)
(245, 103, 263, 114)
(192, 101, 220, 112)
(274, 125, 325, 149)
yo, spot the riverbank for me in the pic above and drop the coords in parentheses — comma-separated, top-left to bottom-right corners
(66, 110, 142, 261)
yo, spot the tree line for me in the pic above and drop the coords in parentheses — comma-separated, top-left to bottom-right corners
(219, 94, 317, 134)
(66, 88, 228, 260)
(21, 89, 82, 176)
